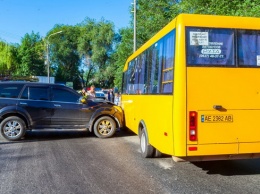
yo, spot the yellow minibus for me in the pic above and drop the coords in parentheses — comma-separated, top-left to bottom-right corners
(121, 14, 260, 161)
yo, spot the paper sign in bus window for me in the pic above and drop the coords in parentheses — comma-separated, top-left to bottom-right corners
(190, 32, 208, 46)
(201, 48, 221, 55)
(186, 28, 235, 65)
(257, 55, 260, 66)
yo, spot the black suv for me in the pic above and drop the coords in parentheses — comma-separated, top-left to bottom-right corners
(0, 82, 124, 141)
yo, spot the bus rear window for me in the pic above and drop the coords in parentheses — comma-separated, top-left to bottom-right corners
(186, 27, 235, 66)
(238, 30, 260, 67)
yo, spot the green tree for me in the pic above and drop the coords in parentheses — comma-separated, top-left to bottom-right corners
(0, 41, 19, 77)
(78, 18, 115, 85)
(133, 0, 260, 50)
(77, 17, 97, 86)
(48, 25, 81, 87)
(0, 41, 10, 75)
(178, 0, 260, 17)
(135, 0, 179, 48)
(110, 0, 177, 90)
(111, 28, 133, 90)
(77, 18, 115, 87)
(18, 32, 45, 76)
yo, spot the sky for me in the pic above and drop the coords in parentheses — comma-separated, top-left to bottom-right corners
(0, 0, 133, 44)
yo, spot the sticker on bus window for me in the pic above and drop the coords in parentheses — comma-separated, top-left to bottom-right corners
(257, 55, 260, 66)
(201, 115, 233, 123)
(190, 32, 208, 46)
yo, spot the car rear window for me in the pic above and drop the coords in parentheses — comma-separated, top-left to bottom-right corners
(0, 84, 24, 98)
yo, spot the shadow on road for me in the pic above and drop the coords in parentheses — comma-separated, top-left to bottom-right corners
(192, 159, 260, 176)
(113, 128, 137, 138)
(0, 128, 136, 144)
(0, 130, 93, 145)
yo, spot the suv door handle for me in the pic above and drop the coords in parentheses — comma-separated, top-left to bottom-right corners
(54, 104, 61, 107)
(19, 102, 27, 105)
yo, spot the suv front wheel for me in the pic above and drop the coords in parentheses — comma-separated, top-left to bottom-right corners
(93, 116, 116, 138)
(0, 116, 26, 141)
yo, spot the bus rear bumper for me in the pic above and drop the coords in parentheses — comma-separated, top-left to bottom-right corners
(172, 153, 260, 162)
(172, 142, 260, 162)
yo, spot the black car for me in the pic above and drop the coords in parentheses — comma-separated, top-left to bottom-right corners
(0, 82, 124, 141)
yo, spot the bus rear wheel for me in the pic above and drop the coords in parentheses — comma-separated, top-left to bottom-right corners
(140, 128, 154, 158)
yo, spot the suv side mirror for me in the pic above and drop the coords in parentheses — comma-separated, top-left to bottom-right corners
(79, 97, 87, 104)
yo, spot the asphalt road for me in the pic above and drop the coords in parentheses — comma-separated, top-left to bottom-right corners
(1, 130, 260, 194)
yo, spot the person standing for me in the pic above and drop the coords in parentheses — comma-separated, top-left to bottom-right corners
(110, 89, 114, 102)
(107, 90, 111, 101)
(114, 93, 120, 105)
(80, 88, 87, 98)
(87, 85, 96, 100)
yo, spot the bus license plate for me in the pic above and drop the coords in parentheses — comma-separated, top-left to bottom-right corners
(201, 115, 233, 123)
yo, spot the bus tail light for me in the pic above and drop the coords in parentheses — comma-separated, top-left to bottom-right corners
(189, 111, 197, 141)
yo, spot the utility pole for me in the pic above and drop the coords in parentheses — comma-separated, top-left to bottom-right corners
(132, 0, 137, 52)
(46, 31, 63, 83)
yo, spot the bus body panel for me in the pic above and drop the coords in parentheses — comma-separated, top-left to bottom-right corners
(172, 14, 187, 157)
(187, 68, 260, 156)
(121, 96, 137, 134)
(121, 95, 174, 155)
(239, 142, 260, 154)
(186, 143, 260, 159)
(179, 14, 260, 30)
(187, 144, 238, 156)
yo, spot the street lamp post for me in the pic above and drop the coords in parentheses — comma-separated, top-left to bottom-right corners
(46, 31, 62, 83)
(132, 0, 136, 52)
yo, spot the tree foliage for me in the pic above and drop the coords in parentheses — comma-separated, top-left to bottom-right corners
(179, 0, 260, 17)
(135, 0, 179, 47)
(0, 41, 19, 75)
(18, 32, 45, 76)
(77, 18, 115, 87)
(133, 0, 260, 49)
(48, 25, 81, 86)
(111, 27, 133, 90)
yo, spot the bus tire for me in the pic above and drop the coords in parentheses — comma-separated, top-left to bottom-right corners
(140, 128, 154, 158)
(0, 116, 26, 141)
(154, 149, 162, 158)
